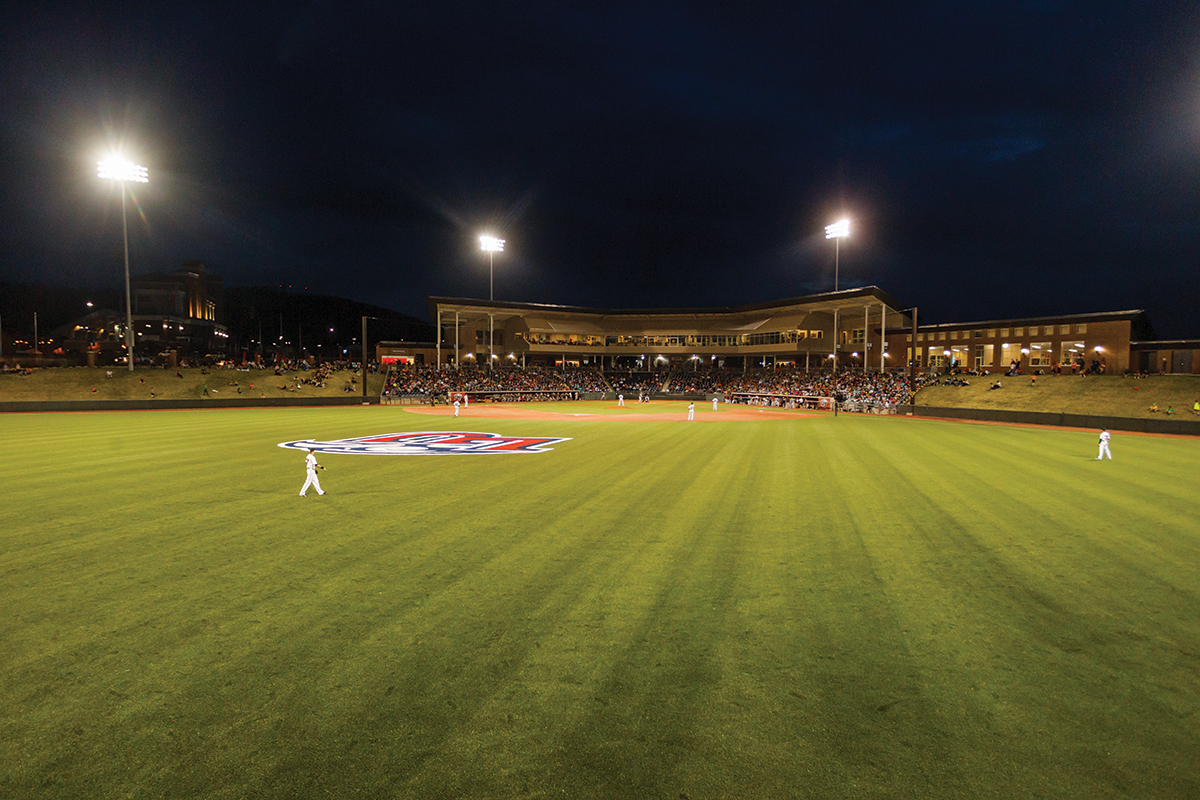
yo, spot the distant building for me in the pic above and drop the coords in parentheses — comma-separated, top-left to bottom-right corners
(428, 290, 1193, 375)
(50, 261, 231, 363)
(126, 261, 230, 356)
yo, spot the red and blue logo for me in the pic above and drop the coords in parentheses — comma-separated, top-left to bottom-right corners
(278, 431, 571, 455)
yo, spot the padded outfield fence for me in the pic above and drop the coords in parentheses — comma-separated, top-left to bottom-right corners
(901, 404, 1200, 436)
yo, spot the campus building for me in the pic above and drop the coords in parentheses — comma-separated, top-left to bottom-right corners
(45, 261, 231, 365)
(428, 289, 1183, 376)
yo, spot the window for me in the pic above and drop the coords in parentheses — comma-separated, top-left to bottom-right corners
(1000, 328, 1010, 337)
(906, 334, 913, 342)
(938, 332, 946, 341)
(851, 328, 865, 344)
(1001, 342, 1021, 366)
(987, 329, 996, 338)
(950, 331, 958, 340)
(1077, 323, 1087, 334)
(1060, 325, 1071, 335)
(1029, 342, 1052, 367)
(917, 333, 924, 342)
(1013, 327, 1024, 337)
(1028, 326, 1039, 336)
(808, 330, 823, 340)
(974, 344, 994, 370)
(974, 330, 983, 338)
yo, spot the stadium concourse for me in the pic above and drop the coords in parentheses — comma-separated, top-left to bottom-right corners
(382, 365, 924, 411)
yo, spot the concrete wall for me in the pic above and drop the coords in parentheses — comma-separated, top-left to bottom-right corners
(0, 396, 379, 413)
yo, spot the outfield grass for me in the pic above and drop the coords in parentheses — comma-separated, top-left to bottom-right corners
(2, 404, 1198, 798)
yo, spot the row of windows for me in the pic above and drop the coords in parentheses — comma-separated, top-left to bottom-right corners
(911, 342, 1101, 369)
(910, 323, 1088, 342)
(511, 330, 826, 347)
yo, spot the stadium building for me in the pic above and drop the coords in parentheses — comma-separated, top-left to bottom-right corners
(429, 289, 1176, 376)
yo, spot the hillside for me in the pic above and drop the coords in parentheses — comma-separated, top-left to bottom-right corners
(914, 373, 1200, 419)
(0, 366, 385, 402)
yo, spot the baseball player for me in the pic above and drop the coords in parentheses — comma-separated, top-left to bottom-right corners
(299, 449, 326, 496)
(687, 401, 695, 421)
(1095, 429, 1112, 460)
(618, 393, 625, 407)
(712, 397, 719, 412)
(454, 398, 460, 417)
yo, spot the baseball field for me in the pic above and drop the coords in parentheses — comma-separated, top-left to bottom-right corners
(2, 401, 1197, 798)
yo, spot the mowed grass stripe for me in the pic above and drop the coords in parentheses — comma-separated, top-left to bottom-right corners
(2, 407, 1198, 798)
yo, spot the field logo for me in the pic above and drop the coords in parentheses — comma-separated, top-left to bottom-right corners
(278, 431, 571, 455)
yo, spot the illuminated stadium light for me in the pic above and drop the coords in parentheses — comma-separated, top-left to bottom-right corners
(479, 234, 505, 372)
(97, 159, 148, 183)
(824, 219, 849, 239)
(97, 156, 149, 371)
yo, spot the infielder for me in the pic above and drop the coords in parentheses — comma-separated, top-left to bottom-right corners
(454, 398, 460, 417)
(618, 393, 625, 407)
(1095, 429, 1112, 460)
(712, 397, 719, 412)
(299, 449, 326, 496)
(687, 401, 695, 421)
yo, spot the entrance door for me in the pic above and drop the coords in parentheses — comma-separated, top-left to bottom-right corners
(1172, 350, 1193, 374)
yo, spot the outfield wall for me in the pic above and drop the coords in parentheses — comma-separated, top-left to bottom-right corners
(902, 405, 1200, 436)
(0, 396, 380, 413)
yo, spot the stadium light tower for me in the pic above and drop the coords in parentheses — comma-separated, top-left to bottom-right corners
(98, 158, 149, 371)
(825, 218, 850, 292)
(824, 218, 849, 380)
(480, 235, 505, 371)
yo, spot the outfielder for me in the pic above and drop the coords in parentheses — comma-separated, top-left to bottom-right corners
(1095, 429, 1112, 460)
(618, 393, 625, 407)
(454, 398, 460, 417)
(687, 401, 695, 421)
(299, 448, 326, 496)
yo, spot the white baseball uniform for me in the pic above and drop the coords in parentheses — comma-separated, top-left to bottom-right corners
(454, 399, 460, 417)
(300, 451, 325, 496)
(1096, 430, 1112, 460)
(712, 397, 718, 411)
(687, 402, 695, 421)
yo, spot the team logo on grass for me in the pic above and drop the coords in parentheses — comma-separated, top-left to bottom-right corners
(278, 432, 571, 455)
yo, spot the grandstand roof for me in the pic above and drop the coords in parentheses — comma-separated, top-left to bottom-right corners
(429, 286, 912, 333)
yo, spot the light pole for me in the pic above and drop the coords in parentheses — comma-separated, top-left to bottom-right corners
(825, 218, 849, 292)
(825, 219, 849, 413)
(362, 316, 378, 405)
(824, 219, 849, 373)
(98, 158, 148, 371)
(480, 235, 504, 372)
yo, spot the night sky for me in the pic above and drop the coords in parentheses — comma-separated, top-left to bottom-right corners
(3, 3, 1199, 336)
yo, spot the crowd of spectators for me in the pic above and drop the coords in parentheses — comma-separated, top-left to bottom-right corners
(667, 369, 721, 393)
(608, 372, 666, 394)
(382, 365, 611, 400)
(719, 369, 917, 410)
(380, 364, 918, 409)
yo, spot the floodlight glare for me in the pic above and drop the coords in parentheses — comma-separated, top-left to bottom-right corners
(825, 219, 849, 239)
(480, 235, 505, 253)
(97, 159, 148, 183)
